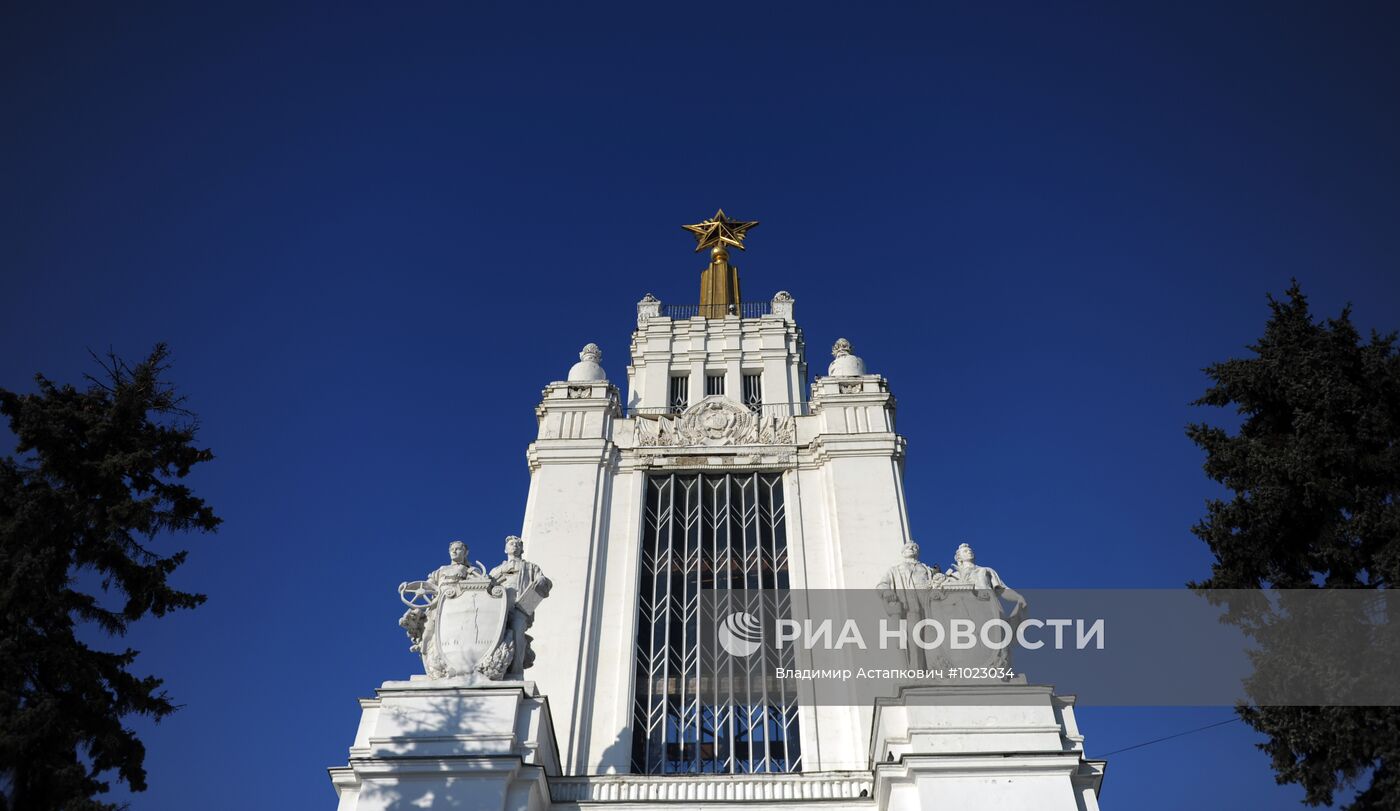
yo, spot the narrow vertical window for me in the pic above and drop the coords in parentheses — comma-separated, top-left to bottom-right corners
(742, 373, 763, 414)
(669, 375, 689, 414)
(705, 373, 726, 397)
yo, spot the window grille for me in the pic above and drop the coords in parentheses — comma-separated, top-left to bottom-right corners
(705, 374, 726, 397)
(669, 375, 690, 414)
(631, 472, 801, 775)
(742, 374, 763, 414)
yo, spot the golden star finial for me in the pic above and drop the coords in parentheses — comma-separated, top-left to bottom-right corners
(682, 209, 759, 253)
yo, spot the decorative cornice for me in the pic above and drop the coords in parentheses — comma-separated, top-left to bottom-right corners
(526, 441, 620, 472)
(538, 382, 622, 414)
(800, 434, 906, 467)
(874, 752, 1087, 778)
(630, 449, 799, 471)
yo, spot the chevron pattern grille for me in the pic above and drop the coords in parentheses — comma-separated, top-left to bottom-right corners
(631, 472, 801, 775)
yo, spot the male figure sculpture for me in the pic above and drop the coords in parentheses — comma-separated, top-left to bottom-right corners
(399, 541, 485, 652)
(939, 542, 1028, 669)
(876, 542, 945, 667)
(943, 542, 1027, 618)
(488, 536, 551, 679)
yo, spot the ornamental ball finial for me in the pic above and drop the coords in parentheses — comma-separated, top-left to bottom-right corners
(567, 342, 607, 382)
(827, 338, 866, 377)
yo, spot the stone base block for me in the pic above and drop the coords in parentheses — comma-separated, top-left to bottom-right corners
(329, 679, 559, 811)
(871, 685, 1105, 811)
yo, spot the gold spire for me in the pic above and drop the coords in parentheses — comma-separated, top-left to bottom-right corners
(682, 210, 758, 318)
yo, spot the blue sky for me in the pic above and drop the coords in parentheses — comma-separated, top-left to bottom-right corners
(3, 3, 1398, 808)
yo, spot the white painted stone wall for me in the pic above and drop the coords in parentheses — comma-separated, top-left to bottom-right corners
(624, 294, 807, 415)
(328, 681, 1104, 811)
(518, 380, 620, 774)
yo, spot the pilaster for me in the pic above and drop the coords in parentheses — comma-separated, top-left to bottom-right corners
(521, 379, 621, 774)
(802, 373, 910, 592)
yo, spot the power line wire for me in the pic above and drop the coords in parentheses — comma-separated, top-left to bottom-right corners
(1100, 717, 1242, 757)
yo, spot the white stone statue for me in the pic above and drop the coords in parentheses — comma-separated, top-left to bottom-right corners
(938, 542, 1027, 670)
(488, 536, 552, 680)
(942, 542, 1027, 616)
(876, 542, 943, 615)
(876, 541, 1029, 672)
(429, 540, 482, 588)
(397, 538, 549, 682)
(876, 542, 946, 668)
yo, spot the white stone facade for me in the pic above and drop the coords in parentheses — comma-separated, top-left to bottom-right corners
(331, 288, 1106, 810)
(524, 296, 918, 777)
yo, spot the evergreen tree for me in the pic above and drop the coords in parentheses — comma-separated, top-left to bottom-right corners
(0, 345, 220, 810)
(1188, 283, 1400, 808)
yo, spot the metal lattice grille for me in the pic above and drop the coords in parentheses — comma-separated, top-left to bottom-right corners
(631, 472, 801, 775)
(669, 375, 690, 413)
(742, 374, 763, 413)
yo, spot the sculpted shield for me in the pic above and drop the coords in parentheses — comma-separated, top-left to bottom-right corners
(432, 579, 513, 679)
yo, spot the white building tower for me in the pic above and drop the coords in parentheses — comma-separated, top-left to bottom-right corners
(330, 211, 1106, 811)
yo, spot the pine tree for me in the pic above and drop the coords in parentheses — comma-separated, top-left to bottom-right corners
(1188, 283, 1400, 808)
(0, 345, 220, 810)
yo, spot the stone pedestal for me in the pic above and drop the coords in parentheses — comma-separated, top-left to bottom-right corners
(870, 685, 1105, 811)
(329, 679, 559, 811)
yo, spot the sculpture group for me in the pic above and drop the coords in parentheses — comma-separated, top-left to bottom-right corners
(876, 542, 1027, 670)
(398, 536, 551, 682)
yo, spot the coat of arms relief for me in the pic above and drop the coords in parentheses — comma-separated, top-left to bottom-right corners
(636, 395, 796, 447)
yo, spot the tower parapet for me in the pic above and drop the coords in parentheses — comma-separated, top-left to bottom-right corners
(627, 290, 806, 419)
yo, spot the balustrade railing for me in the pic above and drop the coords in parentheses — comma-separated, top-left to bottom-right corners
(627, 401, 811, 419)
(549, 772, 874, 803)
(658, 301, 772, 319)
